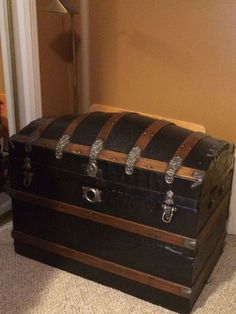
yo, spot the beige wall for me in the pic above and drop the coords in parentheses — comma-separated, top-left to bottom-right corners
(0, 41, 5, 93)
(89, 0, 236, 143)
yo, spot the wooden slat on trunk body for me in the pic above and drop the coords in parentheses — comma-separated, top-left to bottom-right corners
(11, 189, 195, 248)
(11, 189, 230, 250)
(12, 230, 191, 298)
(12, 135, 202, 181)
(11, 190, 230, 250)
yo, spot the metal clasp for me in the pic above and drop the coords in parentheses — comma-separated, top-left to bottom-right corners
(55, 134, 70, 159)
(125, 146, 141, 175)
(82, 186, 102, 203)
(191, 171, 205, 188)
(165, 156, 183, 184)
(161, 204, 177, 223)
(23, 157, 34, 188)
(161, 190, 177, 224)
(87, 139, 104, 177)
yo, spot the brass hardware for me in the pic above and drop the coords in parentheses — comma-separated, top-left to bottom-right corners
(82, 187, 102, 204)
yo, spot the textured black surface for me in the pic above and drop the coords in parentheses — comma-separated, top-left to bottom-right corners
(18, 118, 44, 135)
(41, 115, 77, 140)
(103, 113, 154, 153)
(70, 112, 113, 145)
(143, 124, 192, 161)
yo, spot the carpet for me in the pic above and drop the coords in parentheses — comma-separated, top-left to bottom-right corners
(1, 222, 236, 314)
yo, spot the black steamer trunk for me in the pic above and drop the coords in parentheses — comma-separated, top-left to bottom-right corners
(9, 112, 234, 313)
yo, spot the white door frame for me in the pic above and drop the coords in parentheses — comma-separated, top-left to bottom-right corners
(11, 0, 42, 128)
(0, 0, 42, 132)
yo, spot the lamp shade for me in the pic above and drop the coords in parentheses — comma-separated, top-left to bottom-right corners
(45, 0, 78, 15)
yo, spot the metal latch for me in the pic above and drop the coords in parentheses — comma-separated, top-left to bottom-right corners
(191, 171, 205, 188)
(55, 134, 70, 159)
(82, 186, 102, 203)
(161, 190, 177, 223)
(23, 157, 34, 188)
(125, 146, 141, 175)
(87, 139, 104, 177)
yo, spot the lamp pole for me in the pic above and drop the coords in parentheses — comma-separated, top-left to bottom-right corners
(45, 0, 79, 113)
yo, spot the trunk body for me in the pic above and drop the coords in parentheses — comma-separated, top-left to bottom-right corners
(9, 112, 235, 313)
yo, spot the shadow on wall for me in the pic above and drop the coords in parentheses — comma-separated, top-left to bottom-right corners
(49, 30, 80, 63)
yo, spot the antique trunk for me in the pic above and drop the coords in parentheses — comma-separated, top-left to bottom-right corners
(9, 112, 234, 313)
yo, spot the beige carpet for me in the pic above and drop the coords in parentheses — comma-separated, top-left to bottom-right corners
(1, 222, 236, 314)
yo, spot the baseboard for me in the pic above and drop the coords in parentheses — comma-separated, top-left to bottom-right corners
(227, 152, 236, 235)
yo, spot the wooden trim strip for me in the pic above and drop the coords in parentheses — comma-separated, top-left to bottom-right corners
(96, 112, 130, 141)
(174, 132, 207, 161)
(64, 113, 91, 137)
(12, 136, 202, 181)
(12, 230, 191, 298)
(134, 120, 172, 151)
(29, 115, 60, 138)
(11, 189, 194, 249)
(11, 189, 230, 251)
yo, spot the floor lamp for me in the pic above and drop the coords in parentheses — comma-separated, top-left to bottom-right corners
(45, 0, 79, 113)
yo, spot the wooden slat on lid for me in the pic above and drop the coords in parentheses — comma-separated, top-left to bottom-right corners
(125, 119, 172, 175)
